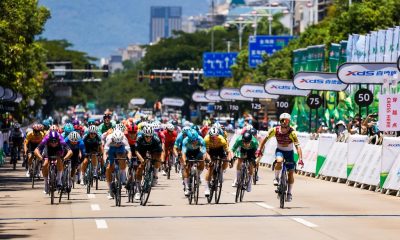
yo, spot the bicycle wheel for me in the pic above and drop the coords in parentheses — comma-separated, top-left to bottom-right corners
(140, 163, 153, 206)
(253, 165, 258, 185)
(11, 147, 17, 170)
(279, 170, 287, 209)
(235, 171, 242, 203)
(115, 169, 121, 207)
(207, 178, 214, 204)
(127, 168, 135, 203)
(215, 168, 223, 204)
(86, 162, 92, 194)
(59, 169, 68, 203)
(240, 167, 247, 202)
(50, 167, 56, 205)
(31, 157, 36, 188)
(188, 176, 193, 204)
(194, 171, 200, 205)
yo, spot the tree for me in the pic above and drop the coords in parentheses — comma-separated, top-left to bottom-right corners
(0, 0, 50, 118)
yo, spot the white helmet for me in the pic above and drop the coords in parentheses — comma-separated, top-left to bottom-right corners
(209, 127, 219, 137)
(279, 113, 291, 121)
(112, 130, 124, 144)
(88, 125, 98, 134)
(142, 125, 153, 137)
(213, 122, 221, 129)
(115, 123, 126, 132)
(166, 123, 175, 131)
(68, 131, 81, 142)
(245, 124, 253, 131)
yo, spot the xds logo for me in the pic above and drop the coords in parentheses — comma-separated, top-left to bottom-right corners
(387, 144, 400, 147)
(300, 79, 343, 85)
(270, 85, 295, 90)
(245, 89, 264, 93)
(351, 140, 366, 143)
(346, 70, 397, 77)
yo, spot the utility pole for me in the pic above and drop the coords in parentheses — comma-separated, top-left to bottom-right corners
(211, 0, 215, 52)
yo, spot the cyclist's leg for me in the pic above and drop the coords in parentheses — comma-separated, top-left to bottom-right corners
(81, 156, 89, 177)
(116, 151, 127, 184)
(284, 150, 295, 200)
(42, 158, 49, 193)
(91, 154, 98, 176)
(274, 150, 284, 183)
(204, 152, 213, 195)
(56, 156, 64, 186)
(246, 149, 257, 192)
(106, 147, 116, 196)
(233, 157, 243, 186)
(151, 152, 162, 185)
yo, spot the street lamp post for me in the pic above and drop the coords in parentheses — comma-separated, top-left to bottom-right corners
(225, 17, 253, 50)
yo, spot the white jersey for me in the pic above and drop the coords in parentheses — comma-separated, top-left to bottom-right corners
(103, 134, 131, 152)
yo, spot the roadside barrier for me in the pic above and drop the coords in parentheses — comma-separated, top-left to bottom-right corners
(231, 128, 400, 197)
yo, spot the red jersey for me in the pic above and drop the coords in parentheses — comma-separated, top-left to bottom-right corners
(162, 129, 177, 148)
(200, 126, 209, 138)
(124, 131, 137, 146)
(157, 131, 165, 144)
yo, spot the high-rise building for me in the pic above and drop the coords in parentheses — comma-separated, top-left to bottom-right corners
(150, 6, 182, 43)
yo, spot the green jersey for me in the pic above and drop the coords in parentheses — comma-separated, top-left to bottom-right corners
(231, 135, 259, 152)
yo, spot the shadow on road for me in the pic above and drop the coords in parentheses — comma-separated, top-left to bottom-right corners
(0, 222, 33, 239)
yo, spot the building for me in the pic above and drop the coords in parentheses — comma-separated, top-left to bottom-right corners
(120, 44, 146, 63)
(150, 6, 182, 43)
(108, 55, 123, 73)
(294, 0, 333, 34)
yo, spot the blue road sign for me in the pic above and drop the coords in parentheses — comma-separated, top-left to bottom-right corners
(248, 35, 293, 68)
(203, 52, 238, 77)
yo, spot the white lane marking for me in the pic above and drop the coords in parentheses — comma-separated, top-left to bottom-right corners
(95, 219, 108, 229)
(255, 202, 274, 209)
(291, 218, 318, 228)
(91, 204, 101, 211)
(87, 194, 96, 199)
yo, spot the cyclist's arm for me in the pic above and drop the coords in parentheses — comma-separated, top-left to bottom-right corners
(23, 135, 30, 154)
(34, 145, 43, 160)
(259, 128, 275, 152)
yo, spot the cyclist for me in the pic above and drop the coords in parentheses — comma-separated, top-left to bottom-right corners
(98, 113, 115, 135)
(65, 132, 86, 185)
(62, 123, 75, 139)
(181, 129, 206, 196)
(24, 123, 45, 177)
(134, 126, 162, 200)
(258, 113, 304, 202)
(204, 127, 231, 196)
(161, 123, 178, 176)
(9, 123, 24, 163)
(34, 130, 73, 194)
(72, 119, 85, 136)
(231, 131, 258, 192)
(81, 125, 103, 180)
(173, 126, 191, 165)
(104, 130, 131, 199)
(124, 123, 138, 153)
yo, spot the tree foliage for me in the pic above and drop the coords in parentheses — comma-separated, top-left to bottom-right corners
(0, 0, 50, 115)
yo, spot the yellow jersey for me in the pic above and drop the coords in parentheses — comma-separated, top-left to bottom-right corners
(204, 135, 229, 152)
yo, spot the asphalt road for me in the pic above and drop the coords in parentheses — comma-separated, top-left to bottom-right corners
(0, 158, 399, 240)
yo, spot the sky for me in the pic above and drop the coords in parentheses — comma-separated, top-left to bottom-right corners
(38, 0, 211, 59)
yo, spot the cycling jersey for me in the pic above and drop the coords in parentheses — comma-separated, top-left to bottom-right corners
(104, 134, 130, 152)
(200, 125, 209, 138)
(98, 122, 115, 134)
(174, 132, 186, 150)
(37, 137, 70, 158)
(182, 136, 206, 155)
(24, 131, 45, 145)
(135, 134, 162, 154)
(65, 137, 86, 167)
(124, 131, 137, 146)
(83, 133, 102, 153)
(204, 135, 228, 152)
(231, 135, 259, 152)
(264, 126, 299, 151)
(162, 129, 177, 148)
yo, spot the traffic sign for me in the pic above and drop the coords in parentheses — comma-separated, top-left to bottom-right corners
(203, 52, 238, 77)
(306, 94, 323, 109)
(248, 35, 293, 68)
(354, 89, 373, 107)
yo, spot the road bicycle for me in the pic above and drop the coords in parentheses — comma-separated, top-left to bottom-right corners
(59, 159, 72, 203)
(111, 157, 126, 207)
(207, 156, 230, 204)
(140, 152, 158, 206)
(187, 159, 204, 205)
(235, 156, 254, 203)
(273, 159, 288, 209)
(47, 156, 58, 205)
(127, 157, 138, 203)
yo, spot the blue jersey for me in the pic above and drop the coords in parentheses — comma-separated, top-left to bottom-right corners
(174, 132, 186, 150)
(64, 137, 86, 155)
(182, 136, 206, 154)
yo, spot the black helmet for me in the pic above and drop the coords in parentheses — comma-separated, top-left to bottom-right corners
(250, 128, 257, 136)
(242, 132, 252, 143)
(13, 123, 20, 129)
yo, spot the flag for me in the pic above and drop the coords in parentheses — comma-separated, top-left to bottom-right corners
(339, 40, 348, 65)
(369, 31, 377, 62)
(377, 29, 386, 62)
(329, 43, 341, 72)
(346, 35, 353, 62)
(351, 34, 359, 62)
(384, 28, 394, 62)
(392, 26, 400, 62)
(355, 35, 366, 62)
(365, 34, 370, 62)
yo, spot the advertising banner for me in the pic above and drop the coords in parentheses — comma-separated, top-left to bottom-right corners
(378, 94, 400, 131)
(369, 31, 377, 62)
(203, 52, 238, 77)
(294, 132, 310, 162)
(365, 34, 370, 62)
(129, 98, 146, 105)
(329, 43, 341, 72)
(380, 137, 400, 188)
(351, 34, 359, 62)
(293, 49, 302, 74)
(239, 84, 279, 99)
(306, 45, 325, 71)
(348, 144, 381, 186)
(293, 72, 348, 91)
(220, 88, 253, 101)
(392, 26, 400, 61)
(347, 135, 368, 176)
(337, 62, 398, 84)
(300, 48, 308, 71)
(339, 40, 348, 65)
(248, 35, 293, 68)
(205, 89, 228, 102)
(384, 28, 394, 62)
(319, 142, 348, 179)
(302, 140, 319, 174)
(355, 35, 366, 62)
(192, 91, 212, 103)
(346, 34, 353, 62)
(316, 133, 337, 175)
(162, 97, 185, 107)
(265, 79, 310, 96)
(382, 152, 400, 191)
(376, 30, 386, 62)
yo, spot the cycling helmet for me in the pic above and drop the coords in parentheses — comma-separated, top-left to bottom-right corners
(166, 123, 175, 132)
(182, 126, 191, 135)
(50, 125, 58, 131)
(187, 129, 199, 142)
(115, 123, 126, 132)
(242, 132, 252, 143)
(279, 113, 291, 121)
(68, 131, 81, 142)
(171, 120, 178, 126)
(142, 125, 154, 137)
(63, 123, 74, 133)
(191, 125, 200, 133)
(38, 124, 44, 131)
(32, 123, 41, 131)
(250, 128, 257, 136)
(87, 119, 95, 125)
(209, 127, 219, 137)
(213, 122, 221, 129)
(72, 119, 80, 126)
(126, 124, 138, 133)
(245, 124, 253, 131)
(111, 130, 124, 144)
(48, 130, 59, 142)
(13, 123, 20, 129)
(88, 125, 98, 134)
(42, 119, 50, 129)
